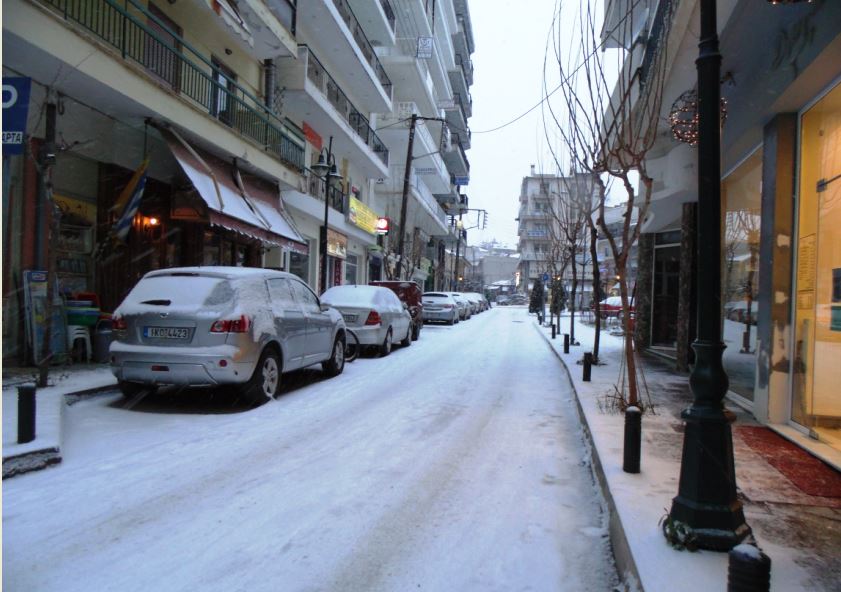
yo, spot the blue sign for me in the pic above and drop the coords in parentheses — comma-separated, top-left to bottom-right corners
(542, 273, 550, 282)
(453, 176, 470, 186)
(3, 77, 32, 155)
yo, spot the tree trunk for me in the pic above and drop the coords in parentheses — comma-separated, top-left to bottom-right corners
(619, 270, 638, 406)
(569, 243, 577, 343)
(590, 224, 601, 361)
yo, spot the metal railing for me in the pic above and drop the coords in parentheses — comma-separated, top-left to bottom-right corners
(39, 0, 305, 171)
(379, 0, 396, 33)
(304, 47, 388, 166)
(308, 175, 346, 214)
(450, 134, 470, 171)
(330, 0, 393, 98)
(455, 53, 473, 85)
(640, 0, 673, 88)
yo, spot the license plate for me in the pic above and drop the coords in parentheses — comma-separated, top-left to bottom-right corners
(342, 314, 358, 323)
(144, 326, 190, 340)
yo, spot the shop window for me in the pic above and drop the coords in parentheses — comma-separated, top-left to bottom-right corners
(203, 231, 220, 265)
(344, 254, 359, 285)
(721, 148, 763, 401)
(792, 82, 841, 448)
(289, 251, 309, 284)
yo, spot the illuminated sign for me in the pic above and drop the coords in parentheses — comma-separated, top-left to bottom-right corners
(348, 196, 378, 235)
(375, 217, 390, 235)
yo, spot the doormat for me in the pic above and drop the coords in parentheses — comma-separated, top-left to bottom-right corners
(737, 426, 841, 498)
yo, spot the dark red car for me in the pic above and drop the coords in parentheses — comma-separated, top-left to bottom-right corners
(370, 281, 424, 340)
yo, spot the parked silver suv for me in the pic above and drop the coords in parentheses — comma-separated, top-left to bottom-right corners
(109, 267, 346, 404)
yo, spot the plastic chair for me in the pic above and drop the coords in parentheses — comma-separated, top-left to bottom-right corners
(67, 325, 92, 363)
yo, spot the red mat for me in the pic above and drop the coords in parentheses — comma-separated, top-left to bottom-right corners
(737, 426, 841, 498)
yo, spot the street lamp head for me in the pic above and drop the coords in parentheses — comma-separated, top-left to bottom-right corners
(311, 150, 330, 176)
(328, 162, 343, 189)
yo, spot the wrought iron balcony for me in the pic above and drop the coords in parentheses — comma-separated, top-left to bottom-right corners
(304, 47, 389, 166)
(38, 0, 305, 171)
(379, 0, 396, 33)
(330, 0, 393, 97)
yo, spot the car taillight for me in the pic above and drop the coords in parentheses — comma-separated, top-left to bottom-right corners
(364, 311, 381, 325)
(113, 316, 127, 330)
(442, 304, 453, 309)
(211, 315, 251, 333)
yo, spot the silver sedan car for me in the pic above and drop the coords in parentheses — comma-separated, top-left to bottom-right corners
(320, 285, 412, 357)
(109, 267, 346, 404)
(421, 292, 460, 325)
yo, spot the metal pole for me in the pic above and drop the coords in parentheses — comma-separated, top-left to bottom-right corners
(320, 137, 333, 294)
(396, 114, 418, 281)
(17, 384, 36, 444)
(668, 0, 750, 551)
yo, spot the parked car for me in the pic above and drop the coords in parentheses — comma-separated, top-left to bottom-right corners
(370, 280, 423, 340)
(421, 292, 460, 325)
(109, 267, 346, 405)
(598, 296, 635, 318)
(447, 292, 472, 320)
(463, 292, 486, 314)
(507, 293, 528, 306)
(495, 295, 511, 306)
(321, 285, 412, 357)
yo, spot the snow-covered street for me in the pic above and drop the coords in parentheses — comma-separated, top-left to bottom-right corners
(3, 306, 619, 592)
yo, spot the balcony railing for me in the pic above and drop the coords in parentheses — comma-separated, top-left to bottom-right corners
(455, 53, 473, 85)
(304, 47, 389, 166)
(379, 0, 396, 33)
(640, 0, 673, 88)
(330, 0, 393, 98)
(308, 175, 346, 214)
(450, 134, 470, 171)
(527, 230, 549, 238)
(39, 0, 305, 171)
(452, 92, 472, 121)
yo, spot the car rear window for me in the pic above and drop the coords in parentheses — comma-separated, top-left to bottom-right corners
(423, 293, 448, 298)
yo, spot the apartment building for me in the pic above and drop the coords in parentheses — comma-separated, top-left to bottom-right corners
(2, 0, 474, 363)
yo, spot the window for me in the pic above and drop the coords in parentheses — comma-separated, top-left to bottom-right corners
(267, 278, 296, 306)
(145, 4, 182, 90)
(289, 251, 309, 283)
(290, 278, 319, 313)
(345, 254, 358, 285)
(211, 57, 237, 126)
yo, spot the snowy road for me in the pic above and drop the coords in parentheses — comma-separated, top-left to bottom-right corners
(3, 306, 619, 592)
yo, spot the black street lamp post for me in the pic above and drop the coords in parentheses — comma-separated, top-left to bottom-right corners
(667, 0, 751, 550)
(311, 137, 343, 295)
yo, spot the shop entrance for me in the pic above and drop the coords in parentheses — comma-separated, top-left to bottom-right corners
(651, 244, 680, 349)
(792, 82, 841, 452)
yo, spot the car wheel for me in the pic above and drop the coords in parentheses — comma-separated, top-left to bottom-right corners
(241, 347, 281, 405)
(412, 322, 421, 340)
(379, 328, 393, 357)
(400, 324, 412, 347)
(118, 381, 156, 400)
(322, 334, 345, 377)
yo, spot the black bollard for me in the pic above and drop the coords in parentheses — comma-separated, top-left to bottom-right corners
(623, 406, 641, 473)
(17, 384, 37, 444)
(551, 323, 556, 339)
(583, 352, 593, 382)
(727, 544, 771, 592)
(563, 333, 570, 354)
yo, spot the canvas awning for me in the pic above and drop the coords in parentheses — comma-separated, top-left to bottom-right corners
(165, 130, 308, 253)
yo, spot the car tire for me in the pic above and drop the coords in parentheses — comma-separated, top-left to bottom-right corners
(241, 347, 281, 405)
(411, 322, 421, 341)
(379, 328, 393, 357)
(118, 381, 156, 400)
(322, 334, 345, 377)
(401, 324, 412, 347)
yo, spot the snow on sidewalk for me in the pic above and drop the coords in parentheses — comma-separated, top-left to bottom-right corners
(536, 313, 826, 592)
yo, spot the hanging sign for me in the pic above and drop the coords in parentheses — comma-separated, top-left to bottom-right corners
(2, 77, 32, 155)
(348, 196, 378, 235)
(417, 37, 433, 59)
(375, 217, 390, 235)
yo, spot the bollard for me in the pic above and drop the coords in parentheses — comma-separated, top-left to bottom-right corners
(583, 352, 593, 382)
(727, 544, 771, 592)
(17, 383, 37, 444)
(551, 323, 556, 339)
(563, 333, 570, 354)
(623, 406, 641, 473)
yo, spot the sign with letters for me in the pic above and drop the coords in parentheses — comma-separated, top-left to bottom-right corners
(2, 77, 32, 155)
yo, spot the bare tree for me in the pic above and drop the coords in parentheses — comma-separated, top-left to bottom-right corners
(543, 0, 672, 407)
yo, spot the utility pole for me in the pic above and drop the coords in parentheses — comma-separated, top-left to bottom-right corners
(38, 101, 58, 387)
(395, 114, 417, 280)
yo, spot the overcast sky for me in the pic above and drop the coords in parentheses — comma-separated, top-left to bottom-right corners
(466, 0, 567, 249)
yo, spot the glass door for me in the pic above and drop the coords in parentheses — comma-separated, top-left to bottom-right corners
(791, 82, 841, 451)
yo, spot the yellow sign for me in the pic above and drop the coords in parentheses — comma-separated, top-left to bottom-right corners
(348, 196, 379, 235)
(327, 228, 347, 259)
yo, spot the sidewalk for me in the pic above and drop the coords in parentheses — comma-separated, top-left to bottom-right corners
(2, 364, 116, 477)
(538, 313, 841, 592)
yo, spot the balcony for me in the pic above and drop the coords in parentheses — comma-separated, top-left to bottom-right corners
(32, 0, 305, 171)
(455, 53, 474, 85)
(297, 0, 393, 113)
(376, 38, 438, 117)
(526, 230, 549, 238)
(348, 0, 396, 47)
(277, 46, 389, 178)
(307, 174, 346, 214)
(442, 132, 469, 179)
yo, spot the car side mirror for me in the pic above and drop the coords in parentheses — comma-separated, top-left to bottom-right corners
(320, 303, 331, 312)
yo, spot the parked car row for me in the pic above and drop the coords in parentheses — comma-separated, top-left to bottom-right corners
(421, 291, 489, 325)
(109, 268, 426, 407)
(496, 293, 527, 306)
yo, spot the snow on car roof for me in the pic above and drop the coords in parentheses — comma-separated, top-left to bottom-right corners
(321, 285, 396, 306)
(143, 266, 287, 280)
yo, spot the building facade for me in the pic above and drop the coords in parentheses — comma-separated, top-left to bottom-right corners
(2, 0, 474, 365)
(613, 0, 841, 464)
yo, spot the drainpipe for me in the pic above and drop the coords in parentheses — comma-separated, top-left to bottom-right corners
(263, 59, 276, 111)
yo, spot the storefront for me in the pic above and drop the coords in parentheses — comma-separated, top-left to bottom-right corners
(790, 81, 841, 451)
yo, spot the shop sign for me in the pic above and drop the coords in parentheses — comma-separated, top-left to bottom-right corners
(327, 228, 347, 259)
(348, 196, 378, 234)
(453, 176, 469, 186)
(417, 37, 433, 59)
(376, 217, 390, 235)
(303, 122, 322, 151)
(171, 191, 208, 221)
(2, 77, 32, 155)
(419, 257, 432, 273)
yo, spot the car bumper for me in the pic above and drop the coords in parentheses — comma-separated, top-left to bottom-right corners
(109, 342, 256, 386)
(423, 311, 455, 321)
(349, 325, 387, 346)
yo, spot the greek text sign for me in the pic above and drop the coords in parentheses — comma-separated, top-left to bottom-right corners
(2, 77, 32, 155)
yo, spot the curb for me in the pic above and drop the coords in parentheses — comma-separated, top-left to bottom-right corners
(2, 382, 117, 479)
(532, 321, 643, 591)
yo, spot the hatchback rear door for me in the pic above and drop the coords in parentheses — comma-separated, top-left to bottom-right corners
(289, 278, 333, 361)
(266, 278, 307, 369)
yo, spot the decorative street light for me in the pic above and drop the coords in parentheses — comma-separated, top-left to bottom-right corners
(667, 0, 811, 551)
(311, 137, 343, 294)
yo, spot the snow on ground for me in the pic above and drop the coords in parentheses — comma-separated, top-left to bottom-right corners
(2, 307, 619, 592)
